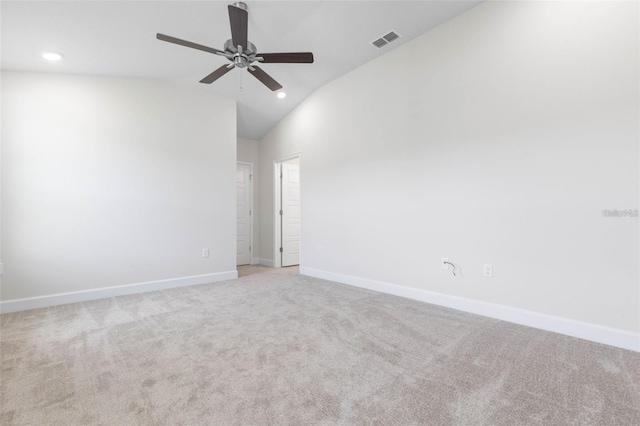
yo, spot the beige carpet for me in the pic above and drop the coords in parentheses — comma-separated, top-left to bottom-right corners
(1, 266, 639, 425)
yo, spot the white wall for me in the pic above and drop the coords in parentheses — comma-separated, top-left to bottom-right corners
(259, 1, 639, 337)
(1, 71, 237, 303)
(237, 137, 260, 262)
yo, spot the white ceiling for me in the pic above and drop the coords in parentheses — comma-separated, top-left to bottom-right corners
(1, 0, 481, 140)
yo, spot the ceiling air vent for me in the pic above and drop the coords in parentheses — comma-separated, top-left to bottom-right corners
(372, 38, 388, 48)
(371, 30, 401, 49)
(383, 31, 400, 43)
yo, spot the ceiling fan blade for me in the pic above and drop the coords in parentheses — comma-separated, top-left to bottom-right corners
(157, 33, 221, 55)
(248, 66, 283, 91)
(200, 65, 234, 84)
(228, 5, 248, 51)
(258, 53, 314, 64)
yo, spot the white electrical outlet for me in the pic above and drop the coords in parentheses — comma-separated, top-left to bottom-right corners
(483, 264, 493, 277)
(441, 258, 449, 270)
(202, 248, 210, 258)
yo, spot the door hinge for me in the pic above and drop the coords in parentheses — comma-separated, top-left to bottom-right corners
(280, 172, 283, 179)
(279, 209, 283, 216)
(249, 245, 251, 251)
(249, 210, 252, 216)
(250, 174, 252, 180)
(279, 247, 283, 253)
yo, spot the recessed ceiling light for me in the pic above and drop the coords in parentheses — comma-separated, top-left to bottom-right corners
(277, 92, 286, 99)
(42, 52, 63, 61)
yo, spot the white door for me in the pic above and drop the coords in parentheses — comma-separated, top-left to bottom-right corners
(236, 163, 252, 266)
(281, 162, 300, 266)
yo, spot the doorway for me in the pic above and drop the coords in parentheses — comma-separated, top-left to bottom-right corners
(236, 162, 253, 266)
(274, 155, 300, 267)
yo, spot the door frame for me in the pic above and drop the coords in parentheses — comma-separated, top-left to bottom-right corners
(273, 153, 301, 268)
(237, 161, 254, 266)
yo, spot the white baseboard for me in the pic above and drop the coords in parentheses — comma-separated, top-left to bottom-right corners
(0, 271, 238, 314)
(251, 258, 261, 265)
(300, 266, 640, 353)
(257, 258, 274, 267)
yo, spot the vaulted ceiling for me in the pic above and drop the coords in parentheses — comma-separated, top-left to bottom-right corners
(1, 1, 482, 139)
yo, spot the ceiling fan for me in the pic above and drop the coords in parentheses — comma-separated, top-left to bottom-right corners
(156, 2, 314, 91)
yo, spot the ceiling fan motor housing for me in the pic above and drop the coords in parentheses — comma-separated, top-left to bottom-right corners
(224, 39, 257, 68)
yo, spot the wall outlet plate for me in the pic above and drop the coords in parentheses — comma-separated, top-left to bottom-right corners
(202, 248, 210, 258)
(483, 264, 493, 277)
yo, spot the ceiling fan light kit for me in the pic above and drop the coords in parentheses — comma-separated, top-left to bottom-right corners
(156, 2, 314, 91)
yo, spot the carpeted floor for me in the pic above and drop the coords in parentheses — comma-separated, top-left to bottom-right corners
(1, 266, 639, 425)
